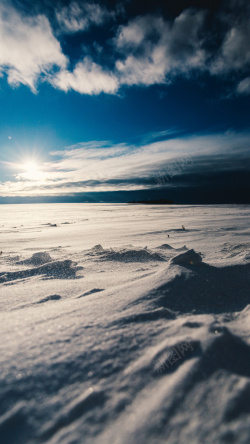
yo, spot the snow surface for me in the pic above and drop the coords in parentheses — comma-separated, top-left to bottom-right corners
(0, 203, 250, 444)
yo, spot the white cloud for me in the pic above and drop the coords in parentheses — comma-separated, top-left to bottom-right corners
(0, 3, 67, 92)
(116, 14, 162, 49)
(1, 131, 250, 196)
(115, 7, 250, 91)
(0, 2, 249, 96)
(210, 19, 250, 74)
(50, 57, 119, 94)
(237, 76, 250, 95)
(56, 1, 112, 33)
(115, 10, 206, 87)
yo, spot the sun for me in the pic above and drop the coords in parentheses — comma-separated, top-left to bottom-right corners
(21, 159, 42, 180)
(24, 161, 39, 173)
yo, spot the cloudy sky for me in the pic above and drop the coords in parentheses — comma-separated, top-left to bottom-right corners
(0, 0, 250, 203)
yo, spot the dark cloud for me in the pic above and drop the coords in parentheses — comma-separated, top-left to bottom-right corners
(1, 168, 250, 205)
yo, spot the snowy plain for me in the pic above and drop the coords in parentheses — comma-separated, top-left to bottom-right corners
(0, 203, 250, 444)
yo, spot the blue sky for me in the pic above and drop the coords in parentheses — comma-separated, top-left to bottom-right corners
(0, 0, 250, 203)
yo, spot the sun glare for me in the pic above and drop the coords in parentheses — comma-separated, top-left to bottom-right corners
(24, 161, 39, 172)
(20, 159, 44, 181)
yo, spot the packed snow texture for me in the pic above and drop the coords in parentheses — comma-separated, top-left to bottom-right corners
(0, 203, 250, 444)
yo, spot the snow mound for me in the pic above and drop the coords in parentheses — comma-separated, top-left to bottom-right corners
(37, 294, 62, 304)
(146, 330, 250, 444)
(153, 340, 201, 375)
(192, 328, 250, 379)
(220, 242, 250, 260)
(149, 260, 250, 314)
(92, 244, 104, 252)
(0, 260, 83, 283)
(156, 244, 174, 250)
(41, 387, 107, 441)
(17, 252, 52, 266)
(86, 245, 165, 262)
(85, 245, 104, 256)
(171, 249, 202, 266)
(175, 245, 188, 251)
(78, 288, 104, 298)
(103, 248, 165, 262)
(113, 307, 176, 326)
